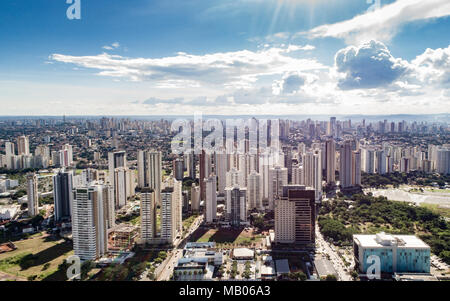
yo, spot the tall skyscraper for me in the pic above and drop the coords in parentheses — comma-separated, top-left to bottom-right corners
(292, 164, 304, 185)
(108, 151, 127, 185)
(268, 166, 288, 210)
(184, 152, 195, 179)
(215, 152, 227, 195)
(352, 150, 362, 186)
(17, 135, 30, 156)
(140, 188, 157, 244)
(225, 185, 247, 227)
(53, 171, 73, 221)
(376, 150, 387, 175)
(436, 147, 450, 174)
(190, 185, 200, 212)
(340, 141, 353, 188)
(199, 150, 211, 201)
(160, 182, 182, 245)
(247, 171, 262, 210)
(172, 158, 184, 181)
(325, 138, 336, 184)
(205, 176, 217, 223)
(4, 141, 15, 169)
(72, 184, 110, 261)
(137, 150, 162, 204)
(274, 185, 315, 245)
(114, 167, 134, 208)
(26, 173, 39, 217)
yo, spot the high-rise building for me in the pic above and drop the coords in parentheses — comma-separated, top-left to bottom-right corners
(292, 164, 304, 185)
(173, 158, 184, 181)
(17, 136, 29, 156)
(205, 176, 217, 223)
(137, 150, 162, 204)
(247, 171, 262, 210)
(108, 151, 127, 185)
(140, 188, 157, 244)
(340, 141, 353, 188)
(303, 150, 322, 202)
(26, 173, 39, 217)
(60, 144, 73, 167)
(199, 150, 212, 201)
(376, 150, 387, 175)
(352, 151, 361, 186)
(190, 185, 200, 212)
(160, 182, 182, 245)
(4, 141, 15, 169)
(114, 167, 134, 208)
(436, 147, 450, 174)
(268, 166, 288, 210)
(215, 152, 227, 195)
(283, 146, 293, 183)
(325, 139, 336, 184)
(226, 168, 244, 188)
(274, 185, 315, 245)
(184, 152, 195, 179)
(225, 185, 247, 226)
(72, 184, 110, 261)
(53, 171, 73, 221)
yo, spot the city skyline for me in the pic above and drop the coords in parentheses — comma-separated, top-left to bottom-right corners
(0, 0, 449, 115)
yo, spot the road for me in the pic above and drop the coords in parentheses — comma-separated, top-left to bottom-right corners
(141, 215, 204, 281)
(315, 225, 352, 281)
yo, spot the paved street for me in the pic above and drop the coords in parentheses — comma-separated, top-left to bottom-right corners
(142, 215, 204, 281)
(315, 225, 352, 281)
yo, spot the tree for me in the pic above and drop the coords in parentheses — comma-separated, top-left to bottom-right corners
(325, 274, 337, 281)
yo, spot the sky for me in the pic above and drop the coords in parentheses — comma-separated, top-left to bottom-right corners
(0, 0, 449, 116)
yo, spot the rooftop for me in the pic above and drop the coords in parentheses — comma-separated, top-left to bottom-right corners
(354, 232, 429, 249)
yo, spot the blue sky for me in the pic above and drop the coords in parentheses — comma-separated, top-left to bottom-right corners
(0, 0, 449, 115)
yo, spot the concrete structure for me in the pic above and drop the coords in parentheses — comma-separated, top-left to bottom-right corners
(247, 171, 262, 210)
(140, 188, 157, 244)
(72, 185, 110, 261)
(268, 166, 288, 210)
(353, 233, 431, 274)
(325, 139, 336, 184)
(274, 185, 315, 245)
(205, 176, 217, 223)
(137, 150, 162, 204)
(26, 173, 39, 217)
(225, 185, 247, 226)
(53, 171, 73, 221)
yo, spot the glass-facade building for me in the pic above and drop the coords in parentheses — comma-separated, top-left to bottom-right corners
(353, 233, 430, 274)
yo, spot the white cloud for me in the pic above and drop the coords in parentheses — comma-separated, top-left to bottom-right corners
(102, 42, 121, 50)
(334, 40, 410, 90)
(304, 0, 450, 44)
(50, 46, 326, 86)
(411, 45, 450, 85)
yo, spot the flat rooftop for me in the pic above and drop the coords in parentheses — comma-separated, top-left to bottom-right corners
(354, 233, 429, 249)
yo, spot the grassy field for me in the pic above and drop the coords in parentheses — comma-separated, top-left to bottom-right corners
(0, 234, 73, 280)
(421, 203, 450, 219)
(193, 228, 264, 247)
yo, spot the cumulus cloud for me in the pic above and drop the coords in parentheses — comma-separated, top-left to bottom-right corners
(50, 45, 325, 85)
(334, 40, 409, 90)
(304, 0, 450, 44)
(411, 45, 450, 85)
(272, 71, 318, 95)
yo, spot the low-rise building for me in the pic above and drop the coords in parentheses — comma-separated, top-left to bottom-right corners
(353, 232, 430, 274)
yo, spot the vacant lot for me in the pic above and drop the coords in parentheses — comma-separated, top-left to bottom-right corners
(0, 234, 73, 280)
(192, 228, 264, 247)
